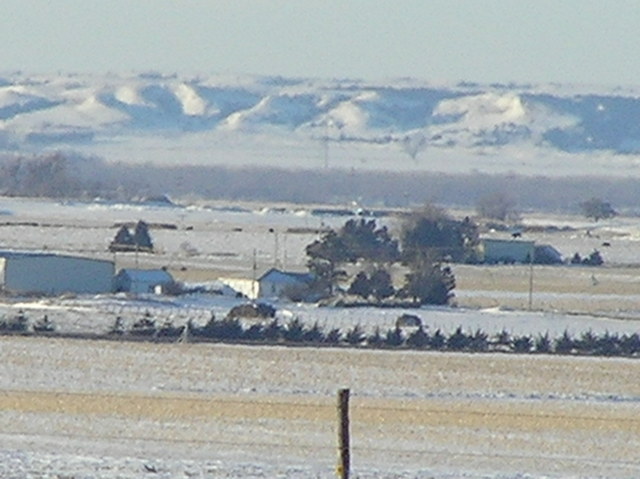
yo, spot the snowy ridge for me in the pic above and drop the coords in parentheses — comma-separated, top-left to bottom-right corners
(2, 72, 640, 170)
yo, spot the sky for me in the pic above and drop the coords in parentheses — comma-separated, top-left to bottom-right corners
(2, 1, 640, 86)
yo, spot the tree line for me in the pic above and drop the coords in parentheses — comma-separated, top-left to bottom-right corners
(177, 318, 640, 358)
(4, 307, 638, 359)
(1, 153, 639, 215)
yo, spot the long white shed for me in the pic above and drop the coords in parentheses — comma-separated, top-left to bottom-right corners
(0, 251, 114, 295)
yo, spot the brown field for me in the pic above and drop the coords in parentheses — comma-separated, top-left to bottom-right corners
(453, 263, 640, 314)
(1, 336, 639, 477)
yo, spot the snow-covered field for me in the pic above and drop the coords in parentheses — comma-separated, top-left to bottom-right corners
(1, 336, 639, 479)
(0, 195, 640, 477)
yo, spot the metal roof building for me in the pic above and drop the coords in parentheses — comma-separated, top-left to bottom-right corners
(113, 268, 174, 294)
(480, 239, 535, 264)
(0, 251, 114, 295)
(258, 268, 314, 299)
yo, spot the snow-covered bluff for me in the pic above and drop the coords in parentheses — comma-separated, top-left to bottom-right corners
(2, 71, 640, 173)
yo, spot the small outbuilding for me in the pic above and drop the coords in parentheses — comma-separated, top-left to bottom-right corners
(113, 268, 174, 294)
(534, 244, 564, 264)
(258, 268, 314, 300)
(218, 277, 258, 299)
(0, 251, 114, 295)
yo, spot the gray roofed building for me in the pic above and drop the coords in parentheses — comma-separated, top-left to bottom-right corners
(113, 268, 174, 294)
(258, 268, 314, 300)
(0, 250, 114, 295)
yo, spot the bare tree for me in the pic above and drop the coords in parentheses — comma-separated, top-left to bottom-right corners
(401, 133, 427, 161)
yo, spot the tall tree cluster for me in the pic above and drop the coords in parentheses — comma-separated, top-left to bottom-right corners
(305, 207, 475, 305)
(109, 220, 154, 253)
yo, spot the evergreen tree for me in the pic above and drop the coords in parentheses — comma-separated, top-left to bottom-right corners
(400, 204, 479, 263)
(429, 329, 446, 350)
(109, 225, 136, 251)
(134, 220, 154, 251)
(406, 327, 430, 349)
(367, 327, 384, 347)
(348, 271, 371, 299)
(284, 318, 305, 342)
(113, 225, 134, 245)
(345, 324, 366, 345)
(369, 268, 395, 302)
(398, 251, 455, 305)
(469, 329, 489, 352)
(534, 333, 552, 353)
(305, 218, 400, 296)
(447, 327, 470, 351)
(583, 250, 604, 266)
(384, 326, 404, 347)
(512, 335, 533, 353)
(303, 322, 326, 343)
(555, 330, 575, 354)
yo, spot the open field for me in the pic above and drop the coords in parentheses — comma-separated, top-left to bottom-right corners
(454, 263, 640, 315)
(0, 335, 639, 478)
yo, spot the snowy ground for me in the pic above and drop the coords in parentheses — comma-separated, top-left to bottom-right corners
(0, 196, 640, 477)
(1, 336, 639, 479)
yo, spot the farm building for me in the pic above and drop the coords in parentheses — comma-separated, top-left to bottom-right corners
(258, 268, 314, 299)
(534, 244, 564, 264)
(480, 238, 535, 264)
(218, 277, 257, 299)
(0, 251, 114, 295)
(113, 268, 174, 294)
(219, 269, 315, 300)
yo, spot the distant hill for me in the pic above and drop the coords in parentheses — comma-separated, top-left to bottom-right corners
(2, 72, 640, 177)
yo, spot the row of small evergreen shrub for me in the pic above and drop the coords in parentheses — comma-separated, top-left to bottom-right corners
(110, 314, 640, 358)
(6, 311, 638, 358)
(0, 312, 55, 333)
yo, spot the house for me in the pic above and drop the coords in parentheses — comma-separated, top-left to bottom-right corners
(113, 268, 174, 294)
(0, 251, 114, 295)
(258, 268, 314, 300)
(480, 238, 535, 264)
(219, 269, 315, 300)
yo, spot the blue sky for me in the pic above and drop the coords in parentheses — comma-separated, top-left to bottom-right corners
(2, 1, 639, 86)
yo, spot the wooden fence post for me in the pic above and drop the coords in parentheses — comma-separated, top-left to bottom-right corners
(337, 388, 350, 479)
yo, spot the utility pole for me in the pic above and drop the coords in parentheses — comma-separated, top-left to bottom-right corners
(323, 119, 330, 169)
(252, 248, 258, 299)
(528, 245, 534, 310)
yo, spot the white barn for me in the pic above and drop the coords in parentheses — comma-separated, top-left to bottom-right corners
(113, 268, 174, 294)
(0, 251, 114, 295)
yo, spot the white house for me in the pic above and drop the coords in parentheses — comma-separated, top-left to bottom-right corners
(218, 277, 258, 299)
(0, 251, 114, 295)
(258, 268, 314, 299)
(113, 268, 174, 294)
